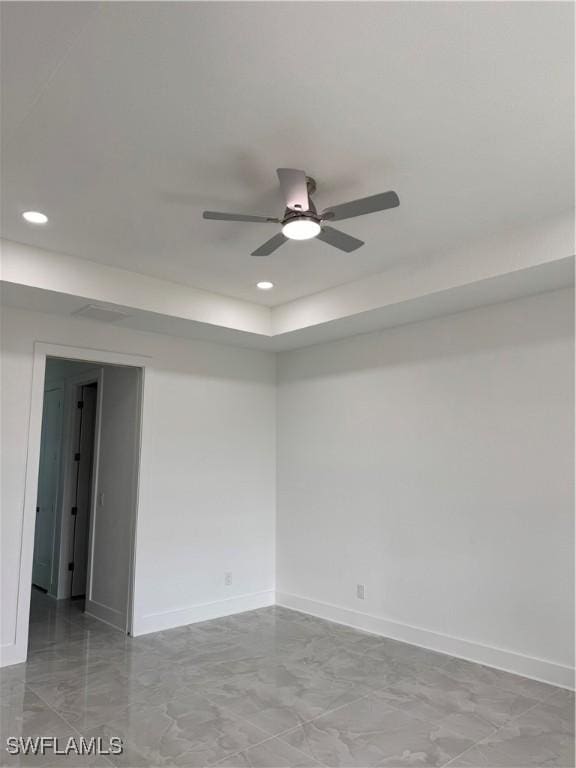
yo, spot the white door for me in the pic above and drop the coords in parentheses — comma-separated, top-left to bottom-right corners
(33, 387, 64, 591)
(86, 367, 140, 631)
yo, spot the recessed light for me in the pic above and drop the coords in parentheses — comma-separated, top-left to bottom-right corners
(256, 281, 274, 290)
(282, 217, 321, 240)
(22, 211, 48, 224)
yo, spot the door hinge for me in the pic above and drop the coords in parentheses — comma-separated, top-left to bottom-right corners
(71, 506, 78, 516)
(68, 562, 75, 572)
(74, 452, 81, 461)
(36, 506, 40, 515)
(77, 400, 84, 409)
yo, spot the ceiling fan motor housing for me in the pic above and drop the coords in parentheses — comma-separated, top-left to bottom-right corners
(282, 176, 320, 225)
(282, 209, 320, 225)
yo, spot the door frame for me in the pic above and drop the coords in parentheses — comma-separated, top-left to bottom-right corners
(32, 384, 65, 594)
(15, 342, 149, 663)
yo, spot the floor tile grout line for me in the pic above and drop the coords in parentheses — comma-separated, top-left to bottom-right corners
(440, 725, 501, 768)
(23, 682, 115, 766)
(204, 662, 560, 767)
(23, 642, 559, 743)
(372, 681, 552, 748)
(28, 657, 364, 765)
(359, 689, 498, 744)
(212, 713, 331, 768)
(22, 598, 572, 768)
(404, 661, 560, 705)
(30, 601, 567, 697)
(200, 676, 374, 736)
(201, 685, 373, 766)
(274, 613, 563, 693)
(436, 658, 565, 703)
(216, 675, 487, 768)
(542, 683, 575, 702)
(440, 691, 568, 768)
(204, 698, 326, 768)
(490, 689, 563, 728)
(22, 660, 566, 766)
(211, 725, 326, 768)
(361, 665, 564, 746)
(331, 636, 567, 704)
(26, 671, 278, 767)
(210, 732, 281, 766)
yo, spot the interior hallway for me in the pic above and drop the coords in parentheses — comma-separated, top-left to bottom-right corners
(1, 591, 573, 767)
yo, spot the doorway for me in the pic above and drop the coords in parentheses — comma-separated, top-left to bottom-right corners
(28, 355, 142, 648)
(70, 381, 98, 599)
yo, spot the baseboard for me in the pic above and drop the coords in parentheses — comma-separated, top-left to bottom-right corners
(5, 589, 572, 689)
(0, 642, 25, 668)
(133, 589, 275, 636)
(276, 592, 575, 691)
(85, 598, 124, 631)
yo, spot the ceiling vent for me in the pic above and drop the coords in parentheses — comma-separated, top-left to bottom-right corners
(72, 304, 131, 323)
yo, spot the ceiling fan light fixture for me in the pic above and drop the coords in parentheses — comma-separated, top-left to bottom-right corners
(281, 217, 321, 240)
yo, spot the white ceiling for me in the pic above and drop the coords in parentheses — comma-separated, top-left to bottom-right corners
(1, 2, 573, 306)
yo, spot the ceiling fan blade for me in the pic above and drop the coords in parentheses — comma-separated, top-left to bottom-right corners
(322, 191, 399, 221)
(316, 226, 364, 252)
(251, 232, 288, 257)
(277, 168, 310, 212)
(203, 211, 279, 223)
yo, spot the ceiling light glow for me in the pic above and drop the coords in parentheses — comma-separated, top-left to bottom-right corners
(256, 281, 274, 290)
(22, 211, 48, 224)
(282, 217, 321, 240)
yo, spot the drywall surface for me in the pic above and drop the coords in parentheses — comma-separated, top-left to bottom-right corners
(276, 288, 575, 686)
(1, 306, 276, 661)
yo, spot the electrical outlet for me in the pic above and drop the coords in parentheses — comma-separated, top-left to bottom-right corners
(356, 583, 365, 600)
(224, 572, 233, 586)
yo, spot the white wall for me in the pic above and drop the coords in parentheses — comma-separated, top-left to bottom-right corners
(1, 306, 276, 661)
(277, 288, 574, 687)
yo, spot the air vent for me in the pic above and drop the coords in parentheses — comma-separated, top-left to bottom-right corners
(72, 304, 131, 323)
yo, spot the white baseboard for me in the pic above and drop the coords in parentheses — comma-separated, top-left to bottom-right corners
(133, 589, 275, 636)
(85, 599, 124, 631)
(0, 642, 25, 668)
(276, 592, 575, 691)
(5, 589, 573, 690)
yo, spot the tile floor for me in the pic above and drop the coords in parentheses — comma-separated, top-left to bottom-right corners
(1, 590, 573, 767)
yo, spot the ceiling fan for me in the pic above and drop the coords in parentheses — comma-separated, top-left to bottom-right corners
(202, 168, 400, 256)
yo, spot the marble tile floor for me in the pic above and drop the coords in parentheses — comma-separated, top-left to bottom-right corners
(1, 591, 573, 767)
